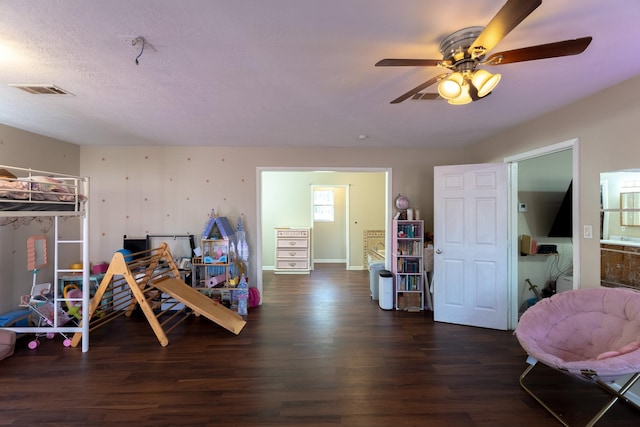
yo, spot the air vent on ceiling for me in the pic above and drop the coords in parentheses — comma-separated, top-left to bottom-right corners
(9, 84, 74, 95)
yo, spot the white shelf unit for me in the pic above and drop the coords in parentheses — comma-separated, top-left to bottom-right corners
(392, 220, 424, 311)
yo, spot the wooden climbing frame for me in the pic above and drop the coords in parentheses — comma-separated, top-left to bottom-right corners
(71, 243, 246, 347)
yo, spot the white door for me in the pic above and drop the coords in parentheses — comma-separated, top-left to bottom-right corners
(433, 163, 509, 330)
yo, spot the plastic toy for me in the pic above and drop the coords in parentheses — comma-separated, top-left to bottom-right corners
(63, 284, 83, 320)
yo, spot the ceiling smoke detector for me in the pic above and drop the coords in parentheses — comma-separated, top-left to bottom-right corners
(9, 84, 74, 95)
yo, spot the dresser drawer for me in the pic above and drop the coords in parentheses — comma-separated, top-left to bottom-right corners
(275, 227, 311, 273)
(277, 238, 308, 249)
(276, 259, 309, 270)
(277, 229, 309, 238)
(276, 248, 308, 259)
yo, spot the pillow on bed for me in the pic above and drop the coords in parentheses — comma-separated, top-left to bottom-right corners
(0, 177, 29, 199)
(28, 176, 75, 201)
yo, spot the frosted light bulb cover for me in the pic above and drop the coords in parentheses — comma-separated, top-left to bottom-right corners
(438, 72, 464, 99)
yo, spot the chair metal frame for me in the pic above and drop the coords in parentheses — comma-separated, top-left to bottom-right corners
(519, 356, 640, 426)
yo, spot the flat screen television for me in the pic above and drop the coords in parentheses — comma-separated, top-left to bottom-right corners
(548, 181, 572, 238)
(123, 235, 149, 259)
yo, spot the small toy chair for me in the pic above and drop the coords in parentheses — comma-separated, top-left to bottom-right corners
(515, 287, 640, 426)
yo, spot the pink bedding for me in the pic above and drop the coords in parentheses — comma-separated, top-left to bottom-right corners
(0, 176, 77, 202)
(515, 287, 640, 381)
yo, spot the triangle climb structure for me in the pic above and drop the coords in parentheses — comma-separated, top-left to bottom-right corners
(70, 243, 245, 348)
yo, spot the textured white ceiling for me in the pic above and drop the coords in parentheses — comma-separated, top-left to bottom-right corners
(0, 0, 639, 148)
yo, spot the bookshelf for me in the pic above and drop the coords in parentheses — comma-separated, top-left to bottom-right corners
(392, 219, 424, 311)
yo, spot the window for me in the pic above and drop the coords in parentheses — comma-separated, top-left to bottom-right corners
(313, 189, 334, 222)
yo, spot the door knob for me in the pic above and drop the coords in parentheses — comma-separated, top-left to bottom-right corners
(435, 249, 442, 254)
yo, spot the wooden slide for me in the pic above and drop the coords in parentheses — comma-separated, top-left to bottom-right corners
(152, 276, 245, 335)
(71, 243, 246, 348)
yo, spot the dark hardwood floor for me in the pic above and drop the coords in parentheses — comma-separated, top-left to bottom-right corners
(0, 264, 638, 426)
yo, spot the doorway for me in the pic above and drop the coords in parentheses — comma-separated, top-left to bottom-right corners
(432, 139, 579, 330)
(505, 138, 580, 328)
(311, 185, 348, 266)
(256, 168, 391, 300)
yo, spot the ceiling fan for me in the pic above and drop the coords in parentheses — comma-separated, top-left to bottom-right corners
(375, 0, 592, 105)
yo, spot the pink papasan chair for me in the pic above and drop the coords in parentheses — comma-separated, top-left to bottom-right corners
(515, 286, 640, 426)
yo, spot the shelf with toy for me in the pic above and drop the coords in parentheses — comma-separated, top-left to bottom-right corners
(392, 219, 425, 311)
(191, 244, 229, 289)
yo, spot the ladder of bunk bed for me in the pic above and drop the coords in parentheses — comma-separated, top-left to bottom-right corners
(53, 178, 91, 352)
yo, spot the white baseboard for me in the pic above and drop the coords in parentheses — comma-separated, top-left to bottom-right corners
(262, 262, 366, 271)
(313, 259, 366, 270)
(313, 259, 346, 263)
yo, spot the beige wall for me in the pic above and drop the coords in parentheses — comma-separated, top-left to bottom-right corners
(466, 73, 640, 289)
(3, 72, 640, 312)
(79, 147, 464, 290)
(0, 127, 80, 313)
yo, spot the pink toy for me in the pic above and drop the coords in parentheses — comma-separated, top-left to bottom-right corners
(63, 284, 83, 320)
(92, 262, 109, 274)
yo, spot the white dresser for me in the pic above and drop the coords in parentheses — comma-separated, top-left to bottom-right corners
(274, 227, 311, 274)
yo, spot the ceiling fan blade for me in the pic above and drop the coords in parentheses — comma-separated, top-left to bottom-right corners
(469, 0, 542, 57)
(485, 37, 592, 65)
(390, 73, 448, 104)
(375, 58, 447, 67)
(412, 93, 440, 100)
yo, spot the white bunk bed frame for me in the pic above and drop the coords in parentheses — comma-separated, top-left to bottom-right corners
(0, 164, 91, 352)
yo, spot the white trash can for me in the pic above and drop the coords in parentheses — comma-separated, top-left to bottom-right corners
(369, 262, 384, 300)
(378, 270, 394, 310)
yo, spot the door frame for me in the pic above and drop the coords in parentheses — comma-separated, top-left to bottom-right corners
(255, 167, 392, 300)
(310, 184, 350, 267)
(504, 138, 580, 329)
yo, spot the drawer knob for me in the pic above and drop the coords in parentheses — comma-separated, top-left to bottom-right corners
(289, 251, 297, 256)
(288, 262, 296, 267)
(288, 241, 296, 246)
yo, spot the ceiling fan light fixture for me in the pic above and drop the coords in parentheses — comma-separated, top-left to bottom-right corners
(376, 2, 592, 106)
(447, 84, 472, 105)
(438, 72, 464, 100)
(471, 69, 501, 98)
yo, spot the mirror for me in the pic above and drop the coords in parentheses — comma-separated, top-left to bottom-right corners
(620, 192, 640, 226)
(27, 235, 48, 271)
(600, 171, 640, 289)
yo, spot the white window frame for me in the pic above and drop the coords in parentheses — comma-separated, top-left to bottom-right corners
(313, 189, 334, 222)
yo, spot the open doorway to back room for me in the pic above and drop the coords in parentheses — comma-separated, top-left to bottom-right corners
(505, 138, 579, 328)
(256, 168, 390, 300)
(311, 185, 348, 267)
